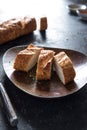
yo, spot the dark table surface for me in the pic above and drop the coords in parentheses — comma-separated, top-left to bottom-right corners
(0, 0, 87, 130)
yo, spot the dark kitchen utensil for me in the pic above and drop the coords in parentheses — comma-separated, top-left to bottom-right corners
(0, 83, 18, 126)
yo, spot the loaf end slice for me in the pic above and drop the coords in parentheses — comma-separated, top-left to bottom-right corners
(53, 51, 76, 85)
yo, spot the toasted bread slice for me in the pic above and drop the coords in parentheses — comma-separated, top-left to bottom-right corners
(36, 50, 55, 80)
(53, 51, 76, 85)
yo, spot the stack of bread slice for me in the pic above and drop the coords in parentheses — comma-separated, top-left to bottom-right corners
(13, 44, 76, 85)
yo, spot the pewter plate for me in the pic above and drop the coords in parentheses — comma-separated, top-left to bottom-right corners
(3, 45, 87, 98)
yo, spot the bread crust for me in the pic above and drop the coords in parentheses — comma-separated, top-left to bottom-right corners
(54, 51, 76, 85)
(27, 43, 44, 53)
(39, 17, 47, 30)
(36, 50, 55, 80)
(13, 44, 43, 72)
(13, 49, 35, 72)
(0, 17, 37, 44)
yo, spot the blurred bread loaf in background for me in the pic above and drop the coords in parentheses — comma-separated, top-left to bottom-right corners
(0, 16, 37, 45)
(0, 16, 48, 45)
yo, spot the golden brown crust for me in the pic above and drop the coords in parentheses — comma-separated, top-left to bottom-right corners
(27, 43, 44, 57)
(36, 50, 55, 80)
(13, 49, 35, 72)
(13, 44, 43, 72)
(0, 17, 37, 44)
(39, 17, 48, 30)
(27, 43, 44, 51)
(54, 51, 76, 84)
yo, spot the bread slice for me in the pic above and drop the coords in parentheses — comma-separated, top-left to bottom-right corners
(14, 44, 43, 72)
(53, 51, 76, 85)
(39, 17, 48, 30)
(13, 49, 35, 72)
(36, 50, 55, 80)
